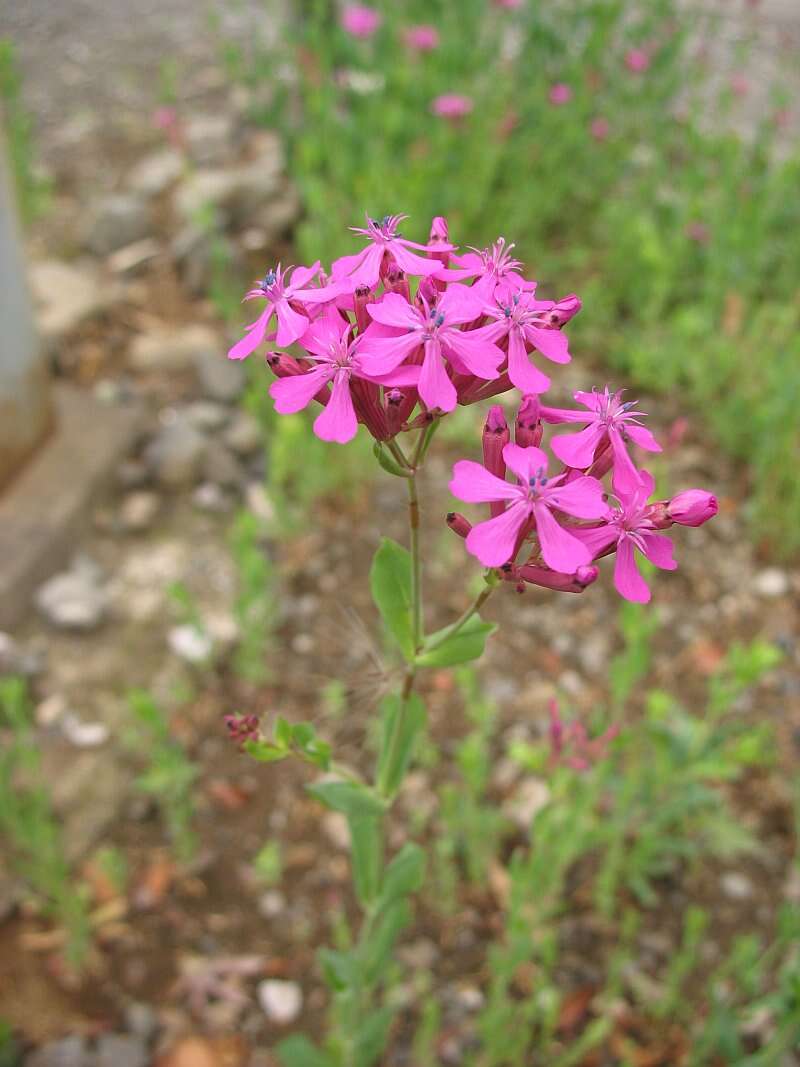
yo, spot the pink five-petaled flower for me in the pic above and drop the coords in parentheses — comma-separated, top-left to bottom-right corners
(360, 286, 504, 413)
(227, 263, 339, 360)
(332, 214, 451, 289)
(341, 5, 381, 38)
(431, 94, 474, 120)
(482, 285, 574, 394)
(625, 48, 651, 74)
(543, 387, 661, 496)
(404, 25, 440, 52)
(573, 472, 677, 603)
(449, 443, 607, 572)
(439, 237, 537, 302)
(549, 83, 572, 106)
(268, 309, 419, 444)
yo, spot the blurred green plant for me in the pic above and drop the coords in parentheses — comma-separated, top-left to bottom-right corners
(0, 39, 50, 225)
(229, 508, 275, 684)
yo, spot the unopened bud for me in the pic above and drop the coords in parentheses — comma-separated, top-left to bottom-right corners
(547, 293, 582, 327)
(384, 267, 410, 302)
(585, 437, 613, 478)
(428, 216, 451, 271)
(354, 285, 373, 333)
(416, 276, 439, 310)
(667, 489, 718, 527)
(515, 394, 543, 447)
(446, 512, 472, 539)
(482, 406, 510, 514)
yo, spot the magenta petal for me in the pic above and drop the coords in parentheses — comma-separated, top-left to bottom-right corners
(507, 328, 551, 394)
(269, 366, 333, 414)
(524, 325, 570, 364)
(388, 243, 439, 276)
(419, 338, 457, 412)
(501, 442, 549, 484)
(358, 331, 423, 374)
(625, 422, 662, 453)
(227, 307, 272, 360)
(551, 423, 606, 469)
(614, 539, 650, 602)
(450, 460, 523, 504)
(445, 330, 503, 380)
(349, 243, 386, 287)
(363, 363, 421, 387)
(571, 523, 619, 559)
(288, 261, 321, 290)
(546, 475, 608, 519)
(465, 502, 530, 567)
(313, 372, 357, 443)
(366, 293, 420, 329)
(609, 429, 644, 496)
(534, 503, 591, 573)
(641, 532, 677, 571)
(274, 299, 310, 347)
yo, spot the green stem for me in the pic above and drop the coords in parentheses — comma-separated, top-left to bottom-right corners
(407, 471, 423, 651)
(424, 571, 499, 654)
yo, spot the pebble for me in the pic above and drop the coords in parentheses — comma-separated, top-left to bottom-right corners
(85, 194, 152, 256)
(130, 324, 220, 373)
(144, 421, 208, 488)
(258, 890, 286, 919)
(35, 564, 108, 631)
(223, 411, 262, 456)
(185, 400, 230, 432)
(29, 259, 119, 339)
(753, 568, 790, 598)
(61, 712, 110, 748)
(185, 114, 237, 166)
(94, 1032, 149, 1067)
(0, 632, 42, 677)
(192, 483, 232, 513)
(203, 446, 245, 488)
(194, 349, 245, 403)
(123, 1001, 159, 1041)
(720, 871, 754, 900)
(257, 979, 303, 1024)
(25, 1036, 88, 1067)
(321, 812, 350, 850)
(168, 624, 214, 664)
(244, 483, 275, 523)
(120, 491, 161, 533)
(126, 148, 183, 198)
(116, 459, 150, 489)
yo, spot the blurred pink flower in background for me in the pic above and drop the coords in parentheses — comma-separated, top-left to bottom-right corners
(493, 0, 525, 7)
(404, 24, 440, 52)
(549, 83, 572, 106)
(431, 94, 474, 120)
(773, 107, 791, 129)
(341, 5, 381, 39)
(686, 221, 711, 244)
(590, 117, 610, 141)
(625, 48, 651, 74)
(730, 73, 750, 97)
(152, 106, 184, 150)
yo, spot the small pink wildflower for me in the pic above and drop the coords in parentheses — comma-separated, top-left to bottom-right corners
(730, 73, 749, 97)
(341, 5, 381, 39)
(493, 0, 524, 8)
(332, 214, 452, 289)
(404, 24, 440, 52)
(686, 221, 711, 245)
(549, 700, 619, 771)
(590, 116, 610, 141)
(440, 237, 536, 302)
(431, 94, 474, 120)
(481, 285, 576, 395)
(549, 83, 572, 106)
(224, 714, 261, 750)
(449, 443, 607, 571)
(625, 48, 650, 74)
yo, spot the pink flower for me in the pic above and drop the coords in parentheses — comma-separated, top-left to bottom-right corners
(341, 5, 381, 39)
(440, 237, 536, 302)
(730, 73, 749, 97)
(625, 49, 650, 74)
(227, 263, 340, 360)
(666, 489, 718, 527)
(449, 443, 607, 571)
(332, 214, 452, 289)
(493, 0, 524, 8)
(549, 83, 572, 106)
(590, 116, 610, 141)
(224, 714, 260, 750)
(431, 94, 474, 120)
(686, 221, 711, 245)
(482, 286, 575, 395)
(542, 387, 661, 496)
(268, 309, 419, 444)
(572, 473, 677, 603)
(360, 286, 504, 413)
(404, 25, 440, 52)
(549, 700, 619, 771)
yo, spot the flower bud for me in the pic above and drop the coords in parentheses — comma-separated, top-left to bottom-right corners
(354, 285, 373, 333)
(428, 216, 451, 271)
(482, 406, 510, 516)
(667, 489, 718, 527)
(446, 512, 472, 539)
(415, 275, 439, 310)
(547, 293, 582, 327)
(384, 267, 410, 302)
(384, 388, 405, 436)
(516, 563, 598, 593)
(515, 394, 542, 447)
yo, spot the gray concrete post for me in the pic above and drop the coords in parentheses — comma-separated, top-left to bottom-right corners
(0, 119, 52, 491)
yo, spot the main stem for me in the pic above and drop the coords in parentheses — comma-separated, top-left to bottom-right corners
(407, 470, 423, 653)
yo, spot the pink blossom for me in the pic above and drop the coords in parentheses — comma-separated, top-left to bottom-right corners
(666, 489, 718, 527)
(686, 221, 711, 245)
(404, 24, 440, 52)
(590, 116, 610, 141)
(542, 387, 661, 496)
(341, 5, 381, 39)
(227, 263, 340, 360)
(730, 73, 749, 97)
(360, 286, 504, 412)
(268, 309, 419, 444)
(332, 214, 452, 289)
(223, 713, 260, 750)
(449, 443, 607, 571)
(549, 83, 572, 106)
(549, 700, 619, 771)
(431, 94, 474, 120)
(625, 48, 650, 74)
(440, 237, 536, 302)
(573, 472, 677, 603)
(493, 0, 524, 8)
(482, 286, 575, 395)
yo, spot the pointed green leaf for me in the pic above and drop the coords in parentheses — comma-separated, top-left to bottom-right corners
(318, 947, 358, 991)
(370, 538, 414, 660)
(376, 693, 426, 798)
(349, 814, 383, 906)
(416, 615, 497, 668)
(380, 842, 425, 907)
(353, 1006, 396, 1067)
(243, 739, 289, 763)
(277, 1035, 334, 1067)
(306, 779, 386, 818)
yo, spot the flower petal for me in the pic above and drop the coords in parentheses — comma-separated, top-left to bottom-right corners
(313, 372, 358, 443)
(501, 442, 549, 485)
(388, 242, 439, 276)
(287, 261, 321, 291)
(625, 422, 662, 453)
(613, 538, 651, 602)
(227, 306, 273, 360)
(274, 299, 310, 347)
(523, 324, 571, 364)
(609, 428, 645, 497)
(450, 460, 524, 504)
(269, 365, 333, 414)
(545, 475, 608, 519)
(357, 331, 423, 374)
(551, 423, 606, 469)
(366, 293, 421, 329)
(443, 329, 503, 381)
(571, 522, 619, 559)
(465, 502, 530, 567)
(641, 532, 677, 571)
(534, 503, 591, 573)
(419, 338, 457, 412)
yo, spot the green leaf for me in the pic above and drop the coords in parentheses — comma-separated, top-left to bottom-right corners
(274, 715, 293, 748)
(353, 1006, 395, 1067)
(416, 615, 497, 668)
(376, 693, 426, 798)
(363, 899, 412, 985)
(318, 947, 358, 991)
(243, 739, 288, 763)
(277, 1035, 334, 1067)
(373, 442, 409, 478)
(349, 815, 383, 906)
(370, 538, 415, 660)
(379, 843, 425, 907)
(306, 780, 386, 819)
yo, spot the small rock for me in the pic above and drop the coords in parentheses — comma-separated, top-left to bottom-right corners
(753, 568, 790, 599)
(123, 1001, 159, 1041)
(153, 1037, 219, 1067)
(168, 624, 213, 664)
(127, 148, 183, 198)
(185, 400, 229, 432)
(504, 778, 551, 830)
(258, 890, 286, 919)
(25, 1036, 89, 1067)
(94, 1033, 149, 1067)
(36, 693, 67, 726)
(195, 349, 245, 403)
(107, 238, 162, 276)
(36, 566, 108, 631)
(224, 411, 261, 456)
(720, 871, 754, 900)
(203, 446, 245, 488)
(117, 459, 150, 489)
(29, 259, 119, 339)
(192, 483, 232, 513)
(257, 979, 302, 1025)
(61, 713, 110, 748)
(0, 632, 42, 678)
(321, 812, 350, 850)
(85, 194, 152, 256)
(244, 483, 274, 522)
(120, 491, 161, 532)
(129, 324, 220, 373)
(186, 114, 237, 165)
(398, 939, 439, 970)
(144, 421, 208, 488)
(453, 986, 485, 1013)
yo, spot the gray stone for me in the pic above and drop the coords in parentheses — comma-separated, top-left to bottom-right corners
(126, 148, 183, 198)
(144, 420, 208, 488)
(753, 568, 790, 598)
(25, 1036, 88, 1067)
(257, 979, 302, 1024)
(35, 564, 108, 631)
(503, 778, 551, 830)
(107, 238, 162, 276)
(186, 113, 237, 165)
(123, 1002, 159, 1041)
(29, 260, 120, 340)
(129, 324, 220, 373)
(0, 631, 42, 678)
(721, 871, 754, 900)
(203, 446, 244, 488)
(84, 195, 152, 256)
(195, 348, 245, 403)
(168, 624, 213, 663)
(192, 483, 232, 513)
(185, 400, 229, 432)
(171, 224, 245, 297)
(224, 411, 261, 456)
(94, 1032, 149, 1067)
(119, 491, 161, 532)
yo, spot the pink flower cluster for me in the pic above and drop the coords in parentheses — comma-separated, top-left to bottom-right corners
(227, 214, 716, 603)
